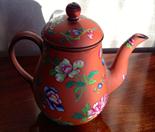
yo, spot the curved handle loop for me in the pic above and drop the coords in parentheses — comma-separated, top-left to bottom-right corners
(9, 31, 43, 85)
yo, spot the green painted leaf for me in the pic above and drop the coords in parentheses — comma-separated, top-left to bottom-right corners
(82, 117, 87, 122)
(74, 87, 80, 93)
(88, 79, 96, 85)
(88, 71, 98, 79)
(85, 103, 90, 110)
(91, 27, 96, 31)
(62, 121, 73, 125)
(69, 37, 80, 41)
(82, 103, 90, 114)
(49, 69, 56, 76)
(83, 75, 88, 83)
(79, 27, 84, 31)
(65, 31, 70, 36)
(54, 57, 60, 65)
(72, 113, 83, 119)
(76, 81, 85, 87)
(66, 81, 75, 88)
(126, 43, 132, 48)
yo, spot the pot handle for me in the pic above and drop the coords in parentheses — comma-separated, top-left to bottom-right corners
(9, 31, 43, 85)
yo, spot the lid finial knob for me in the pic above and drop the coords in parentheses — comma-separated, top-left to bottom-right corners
(66, 2, 81, 21)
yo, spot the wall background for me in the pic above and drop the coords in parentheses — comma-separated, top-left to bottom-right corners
(0, 0, 154, 56)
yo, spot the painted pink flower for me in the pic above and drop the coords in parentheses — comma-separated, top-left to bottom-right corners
(122, 74, 126, 80)
(60, 63, 72, 74)
(87, 94, 108, 119)
(98, 47, 102, 59)
(87, 30, 93, 39)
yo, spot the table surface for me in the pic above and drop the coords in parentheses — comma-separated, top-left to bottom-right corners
(0, 53, 155, 132)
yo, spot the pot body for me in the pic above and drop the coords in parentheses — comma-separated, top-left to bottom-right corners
(33, 42, 109, 125)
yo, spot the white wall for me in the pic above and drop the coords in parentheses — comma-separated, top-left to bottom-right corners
(0, 0, 154, 56)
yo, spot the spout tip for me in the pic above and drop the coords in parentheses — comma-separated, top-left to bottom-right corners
(134, 33, 149, 40)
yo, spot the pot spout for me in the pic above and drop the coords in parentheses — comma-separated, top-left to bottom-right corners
(106, 33, 148, 94)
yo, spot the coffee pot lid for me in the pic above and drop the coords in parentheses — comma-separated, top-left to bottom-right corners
(41, 2, 103, 50)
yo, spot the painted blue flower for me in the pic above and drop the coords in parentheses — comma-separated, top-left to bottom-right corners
(44, 86, 64, 112)
(72, 29, 82, 36)
(98, 83, 103, 89)
(102, 58, 105, 65)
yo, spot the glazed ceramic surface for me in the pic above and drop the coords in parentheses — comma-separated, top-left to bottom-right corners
(33, 43, 108, 125)
(9, 2, 148, 125)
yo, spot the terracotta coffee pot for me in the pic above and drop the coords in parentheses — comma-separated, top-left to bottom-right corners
(9, 2, 148, 125)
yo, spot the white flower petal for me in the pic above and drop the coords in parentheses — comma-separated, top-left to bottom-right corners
(68, 70, 80, 78)
(73, 60, 84, 69)
(61, 58, 71, 65)
(93, 102, 99, 109)
(100, 96, 104, 104)
(55, 73, 65, 82)
(55, 66, 61, 73)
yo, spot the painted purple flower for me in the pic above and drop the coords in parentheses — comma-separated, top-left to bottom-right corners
(87, 94, 108, 119)
(87, 30, 93, 39)
(128, 38, 135, 46)
(55, 58, 84, 82)
(44, 86, 64, 112)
